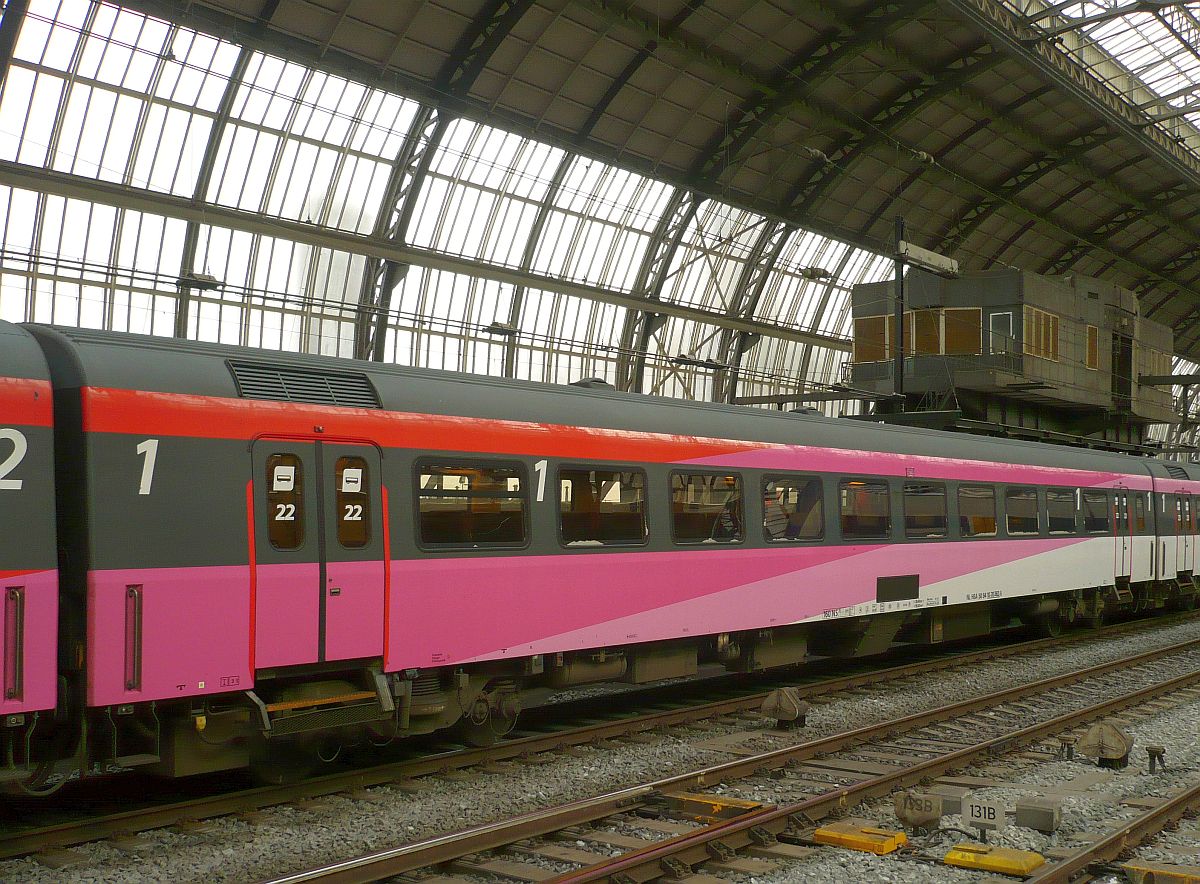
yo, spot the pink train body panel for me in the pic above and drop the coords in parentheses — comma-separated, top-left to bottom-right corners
(87, 565, 252, 707)
(324, 559, 385, 662)
(0, 569, 58, 715)
(254, 562, 320, 670)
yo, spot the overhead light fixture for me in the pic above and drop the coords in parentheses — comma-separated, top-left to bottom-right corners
(176, 271, 222, 291)
(484, 321, 517, 336)
(799, 267, 833, 280)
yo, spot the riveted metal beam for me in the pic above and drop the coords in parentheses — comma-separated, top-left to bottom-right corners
(355, 0, 535, 360)
(175, 0, 282, 340)
(692, 0, 921, 185)
(711, 221, 792, 403)
(614, 190, 702, 393)
(501, 1, 707, 379)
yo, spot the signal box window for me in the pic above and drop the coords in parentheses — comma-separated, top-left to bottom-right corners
(671, 473, 743, 543)
(904, 483, 947, 537)
(763, 477, 823, 542)
(958, 485, 997, 537)
(418, 463, 526, 547)
(335, 456, 370, 548)
(559, 468, 647, 546)
(840, 480, 890, 540)
(1082, 491, 1109, 533)
(266, 453, 304, 550)
(1047, 488, 1077, 535)
(1005, 488, 1039, 535)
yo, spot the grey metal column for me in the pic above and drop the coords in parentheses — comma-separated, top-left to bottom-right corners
(613, 189, 700, 393)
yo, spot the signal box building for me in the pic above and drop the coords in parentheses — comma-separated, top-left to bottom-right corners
(848, 268, 1176, 451)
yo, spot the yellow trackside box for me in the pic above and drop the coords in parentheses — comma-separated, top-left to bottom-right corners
(1123, 860, 1200, 884)
(813, 821, 908, 855)
(944, 843, 1045, 876)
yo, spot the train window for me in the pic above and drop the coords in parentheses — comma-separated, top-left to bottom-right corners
(671, 473, 743, 543)
(266, 453, 304, 550)
(1136, 494, 1147, 533)
(958, 485, 997, 537)
(839, 480, 890, 540)
(1046, 488, 1076, 535)
(335, 456, 370, 548)
(1082, 491, 1109, 533)
(417, 463, 526, 547)
(1005, 487, 1039, 535)
(763, 477, 823, 542)
(559, 468, 647, 546)
(903, 483, 947, 537)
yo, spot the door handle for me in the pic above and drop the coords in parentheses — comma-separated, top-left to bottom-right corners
(329, 587, 341, 597)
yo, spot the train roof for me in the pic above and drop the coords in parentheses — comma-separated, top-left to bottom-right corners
(0, 320, 52, 381)
(20, 322, 1193, 480)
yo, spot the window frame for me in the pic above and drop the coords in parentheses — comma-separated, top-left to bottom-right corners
(334, 455, 372, 549)
(669, 470, 746, 546)
(1082, 489, 1110, 534)
(762, 474, 825, 543)
(266, 452, 305, 551)
(838, 477, 892, 541)
(1004, 485, 1041, 536)
(957, 483, 998, 538)
(902, 481, 948, 539)
(413, 458, 531, 551)
(1046, 486, 1078, 536)
(555, 464, 649, 549)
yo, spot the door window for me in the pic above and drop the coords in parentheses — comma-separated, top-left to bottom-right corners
(266, 453, 304, 550)
(335, 456, 371, 548)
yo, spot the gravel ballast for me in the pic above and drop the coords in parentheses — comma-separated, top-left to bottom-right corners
(6, 617, 1200, 883)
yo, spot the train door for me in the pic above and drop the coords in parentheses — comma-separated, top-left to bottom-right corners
(251, 441, 384, 668)
(1179, 493, 1194, 575)
(1113, 489, 1131, 582)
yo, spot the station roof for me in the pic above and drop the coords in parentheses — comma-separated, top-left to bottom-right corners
(2, 0, 1200, 416)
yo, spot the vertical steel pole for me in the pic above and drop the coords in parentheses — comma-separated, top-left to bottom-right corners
(893, 215, 906, 408)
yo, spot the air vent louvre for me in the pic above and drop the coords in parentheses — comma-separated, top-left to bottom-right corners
(228, 361, 381, 409)
(1164, 463, 1189, 480)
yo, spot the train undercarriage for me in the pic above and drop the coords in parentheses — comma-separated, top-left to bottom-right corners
(5, 575, 1197, 794)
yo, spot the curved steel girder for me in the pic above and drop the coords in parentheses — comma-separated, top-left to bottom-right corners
(791, 48, 1002, 216)
(0, 0, 29, 93)
(711, 220, 791, 402)
(691, 0, 921, 184)
(502, 2, 707, 378)
(354, 0, 536, 360)
(614, 189, 701, 393)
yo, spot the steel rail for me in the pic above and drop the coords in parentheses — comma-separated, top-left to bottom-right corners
(6, 614, 1184, 861)
(254, 632, 1200, 884)
(1026, 778, 1200, 883)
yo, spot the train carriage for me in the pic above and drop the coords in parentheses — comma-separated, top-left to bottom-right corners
(0, 321, 59, 786)
(9, 323, 1200, 785)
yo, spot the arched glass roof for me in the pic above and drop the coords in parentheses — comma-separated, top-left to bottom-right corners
(0, 0, 1189, 430)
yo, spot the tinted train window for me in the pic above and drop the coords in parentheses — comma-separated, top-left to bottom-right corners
(840, 480, 890, 540)
(1083, 491, 1109, 533)
(903, 483, 947, 537)
(1136, 494, 1147, 533)
(671, 473, 743, 543)
(1047, 488, 1076, 535)
(417, 463, 526, 547)
(958, 485, 997, 537)
(559, 468, 646, 546)
(266, 453, 304, 550)
(1005, 487, 1039, 535)
(763, 477, 823, 541)
(335, 456, 370, 548)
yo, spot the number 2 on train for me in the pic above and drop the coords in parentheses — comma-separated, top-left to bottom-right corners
(0, 428, 27, 490)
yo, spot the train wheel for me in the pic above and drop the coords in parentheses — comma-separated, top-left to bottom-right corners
(454, 690, 520, 747)
(1030, 611, 1063, 638)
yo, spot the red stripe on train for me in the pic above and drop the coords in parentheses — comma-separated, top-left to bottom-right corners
(0, 378, 53, 427)
(79, 386, 762, 463)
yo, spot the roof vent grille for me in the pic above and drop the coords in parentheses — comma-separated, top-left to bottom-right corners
(228, 360, 381, 409)
(1164, 463, 1189, 480)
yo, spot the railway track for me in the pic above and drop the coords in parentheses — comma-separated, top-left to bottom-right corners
(256, 633, 1200, 884)
(3, 612, 1198, 873)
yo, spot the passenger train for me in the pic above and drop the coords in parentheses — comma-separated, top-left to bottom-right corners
(1, 319, 1197, 791)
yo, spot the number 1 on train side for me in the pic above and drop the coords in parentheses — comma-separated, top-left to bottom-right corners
(534, 459, 547, 502)
(136, 438, 159, 495)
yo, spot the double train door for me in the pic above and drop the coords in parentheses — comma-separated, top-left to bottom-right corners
(251, 440, 385, 669)
(1113, 489, 1132, 582)
(1177, 493, 1194, 576)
